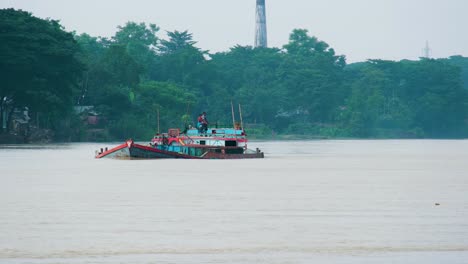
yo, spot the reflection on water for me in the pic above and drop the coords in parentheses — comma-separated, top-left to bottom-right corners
(1, 140, 468, 264)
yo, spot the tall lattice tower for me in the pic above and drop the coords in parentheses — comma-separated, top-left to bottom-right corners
(255, 0, 268, 48)
(423, 41, 432, 58)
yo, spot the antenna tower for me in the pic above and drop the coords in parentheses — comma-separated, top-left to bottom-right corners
(423, 41, 431, 58)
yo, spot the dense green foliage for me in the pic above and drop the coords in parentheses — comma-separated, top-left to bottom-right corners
(342, 59, 467, 137)
(0, 9, 83, 139)
(2, 8, 468, 141)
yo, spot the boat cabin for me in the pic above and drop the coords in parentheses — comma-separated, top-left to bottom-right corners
(151, 127, 247, 149)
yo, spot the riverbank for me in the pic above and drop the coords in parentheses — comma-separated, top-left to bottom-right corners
(3, 133, 467, 145)
(0, 134, 26, 144)
(0, 128, 54, 144)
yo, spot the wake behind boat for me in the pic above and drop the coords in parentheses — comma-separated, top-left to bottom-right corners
(95, 127, 264, 159)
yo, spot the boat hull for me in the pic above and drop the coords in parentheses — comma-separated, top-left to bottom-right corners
(95, 140, 264, 159)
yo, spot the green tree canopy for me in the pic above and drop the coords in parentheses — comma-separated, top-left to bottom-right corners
(0, 8, 83, 132)
(113, 22, 159, 68)
(4, 10, 467, 141)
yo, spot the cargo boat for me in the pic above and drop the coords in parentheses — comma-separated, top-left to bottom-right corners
(95, 127, 264, 159)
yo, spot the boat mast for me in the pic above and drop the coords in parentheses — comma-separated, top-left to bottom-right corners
(231, 100, 236, 128)
(157, 107, 160, 134)
(238, 104, 244, 129)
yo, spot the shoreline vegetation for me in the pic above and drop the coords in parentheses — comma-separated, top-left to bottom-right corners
(1, 8, 468, 144)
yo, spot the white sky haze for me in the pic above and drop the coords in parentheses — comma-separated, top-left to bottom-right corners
(1, 0, 467, 62)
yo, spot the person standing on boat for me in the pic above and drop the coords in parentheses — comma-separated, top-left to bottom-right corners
(197, 113, 203, 133)
(198, 112, 208, 133)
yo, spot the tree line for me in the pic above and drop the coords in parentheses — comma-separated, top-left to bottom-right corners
(1, 8, 468, 142)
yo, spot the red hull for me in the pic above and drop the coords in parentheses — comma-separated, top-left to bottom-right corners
(95, 140, 264, 159)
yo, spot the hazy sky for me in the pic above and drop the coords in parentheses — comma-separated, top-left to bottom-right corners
(1, 0, 467, 62)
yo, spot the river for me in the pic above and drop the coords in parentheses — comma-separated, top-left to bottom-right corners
(1, 140, 468, 263)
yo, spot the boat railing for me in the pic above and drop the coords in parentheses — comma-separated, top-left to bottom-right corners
(186, 128, 245, 139)
(183, 133, 196, 144)
(188, 134, 246, 139)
